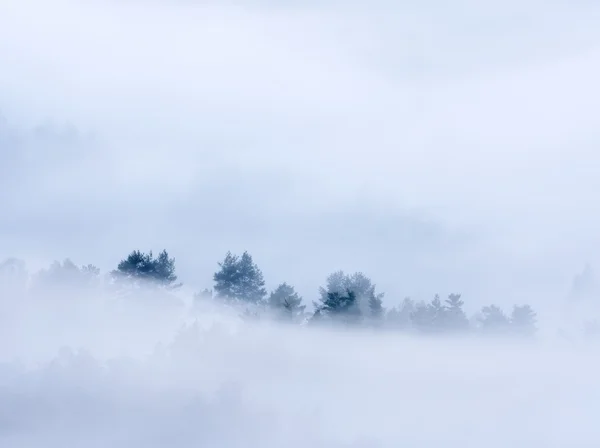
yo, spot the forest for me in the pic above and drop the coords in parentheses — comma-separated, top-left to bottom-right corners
(0, 249, 538, 338)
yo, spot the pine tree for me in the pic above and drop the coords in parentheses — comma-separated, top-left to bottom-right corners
(112, 249, 179, 288)
(30, 259, 101, 296)
(429, 294, 445, 331)
(318, 271, 383, 316)
(267, 282, 306, 322)
(443, 293, 469, 332)
(316, 289, 362, 325)
(410, 300, 434, 333)
(213, 251, 267, 303)
(411, 295, 446, 333)
(478, 304, 510, 335)
(368, 292, 385, 327)
(386, 297, 414, 330)
(212, 252, 239, 299)
(510, 304, 537, 337)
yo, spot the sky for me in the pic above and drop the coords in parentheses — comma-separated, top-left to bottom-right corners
(3, 2, 600, 445)
(2, 0, 600, 312)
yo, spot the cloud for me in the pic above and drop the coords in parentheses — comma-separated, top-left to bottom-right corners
(0, 310, 599, 447)
(1, 0, 600, 307)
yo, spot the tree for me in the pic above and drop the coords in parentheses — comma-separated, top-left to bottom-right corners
(30, 259, 101, 295)
(478, 304, 510, 335)
(213, 251, 267, 303)
(112, 250, 180, 288)
(319, 271, 384, 315)
(315, 289, 362, 325)
(368, 292, 385, 328)
(267, 282, 306, 322)
(443, 293, 469, 332)
(386, 297, 414, 330)
(410, 295, 445, 334)
(510, 304, 537, 337)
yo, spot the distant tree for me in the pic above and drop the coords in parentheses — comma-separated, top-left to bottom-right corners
(307, 307, 324, 326)
(429, 294, 445, 330)
(386, 297, 414, 330)
(213, 251, 267, 303)
(112, 250, 180, 288)
(478, 304, 510, 335)
(267, 282, 306, 322)
(30, 259, 101, 294)
(319, 271, 384, 315)
(368, 292, 385, 325)
(315, 289, 362, 325)
(510, 304, 537, 337)
(410, 295, 446, 333)
(410, 300, 434, 333)
(443, 293, 469, 332)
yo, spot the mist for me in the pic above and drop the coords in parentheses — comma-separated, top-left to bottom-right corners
(2, 0, 600, 445)
(1, 272, 599, 447)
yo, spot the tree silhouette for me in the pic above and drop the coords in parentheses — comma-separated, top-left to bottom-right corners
(510, 304, 537, 337)
(315, 289, 362, 325)
(213, 251, 267, 303)
(319, 271, 384, 316)
(267, 282, 306, 322)
(368, 292, 385, 326)
(386, 297, 414, 330)
(112, 250, 180, 288)
(411, 295, 446, 333)
(478, 305, 510, 335)
(443, 293, 469, 332)
(30, 259, 101, 296)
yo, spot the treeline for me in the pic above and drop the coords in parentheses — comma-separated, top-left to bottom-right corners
(0, 249, 538, 337)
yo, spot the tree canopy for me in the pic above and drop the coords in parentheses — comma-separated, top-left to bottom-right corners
(112, 250, 179, 288)
(213, 251, 267, 303)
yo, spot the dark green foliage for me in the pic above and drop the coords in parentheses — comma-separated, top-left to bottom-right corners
(510, 304, 537, 337)
(268, 282, 306, 322)
(112, 250, 180, 288)
(213, 251, 267, 303)
(319, 271, 384, 316)
(316, 289, 362, 325)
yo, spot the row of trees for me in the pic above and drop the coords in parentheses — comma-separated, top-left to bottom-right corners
(115, 249, 538, 336)
(0, 249, 538, 337)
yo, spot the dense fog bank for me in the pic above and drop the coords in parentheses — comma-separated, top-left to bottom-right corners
(1, 287, 600, 447)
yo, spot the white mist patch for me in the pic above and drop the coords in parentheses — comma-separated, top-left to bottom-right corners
(0, 293, 599, 447)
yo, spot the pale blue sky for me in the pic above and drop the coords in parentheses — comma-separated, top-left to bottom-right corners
(1, 0, 600, 311)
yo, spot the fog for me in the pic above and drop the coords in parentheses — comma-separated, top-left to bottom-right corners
(2, 0, 600, 306)
(1, 280, 600, 447)
(2, 0, 600, 445)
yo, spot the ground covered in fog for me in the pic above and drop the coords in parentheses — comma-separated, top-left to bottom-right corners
(1, 294, 599, 447)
